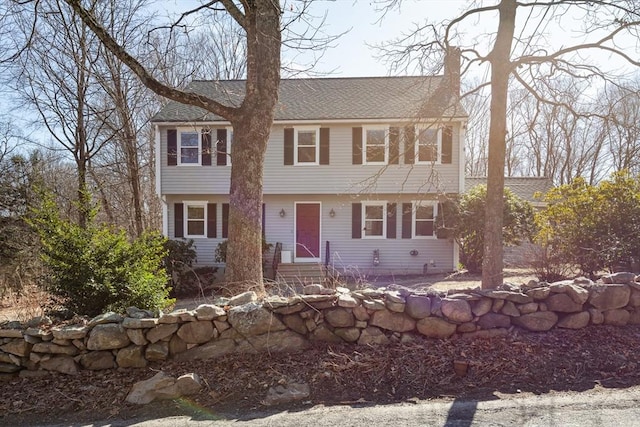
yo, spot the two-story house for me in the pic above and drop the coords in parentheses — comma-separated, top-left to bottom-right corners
(152, 58, 467, 279)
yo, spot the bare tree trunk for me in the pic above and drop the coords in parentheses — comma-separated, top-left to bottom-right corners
(223, 2, 281, 290)
(482, 0, 516, 289)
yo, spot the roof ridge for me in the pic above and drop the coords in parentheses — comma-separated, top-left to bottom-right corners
(190, 75, 443, 83)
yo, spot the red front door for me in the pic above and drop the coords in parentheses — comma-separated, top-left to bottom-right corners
(295, 203, 320, 259)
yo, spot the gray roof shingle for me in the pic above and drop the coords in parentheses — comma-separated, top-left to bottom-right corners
(151, 76, 467, 123)
(465, 177, 553, 206)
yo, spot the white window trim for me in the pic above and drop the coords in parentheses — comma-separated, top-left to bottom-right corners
(415, 126, 442, 165)
(177, 128, 201, 166)
(363, 125, 389, 165)
(362, 201, 387, 239)
(294, 126, 320, 166)
(224, 126, 233, 166)
(184, 201, 207, 238)
(412, 200, 438, 239)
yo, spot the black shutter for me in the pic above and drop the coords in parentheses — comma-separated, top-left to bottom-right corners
(387, 203, 397, 239)
(284, 128, 294, 165)
(206, 203, 217, 238)
(389, 127, 399, 165)
(402, 203, 412, 239)
(216, 129, 227, 166)
(404, 126, 415, 165)
(352, 203, 362, 239)
(222, 203, 229, 238)
(441, 126, 453, 164)
(436, 200, 455, 239)
(174, 203, 184, 238)
(167, 129, 177, 166)
(320, 127, 330, 165)
(202, 130, 212, 166)
(352, 127, 363, 165)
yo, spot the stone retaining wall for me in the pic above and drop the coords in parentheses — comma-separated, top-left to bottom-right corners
(2, 272, 640, 376)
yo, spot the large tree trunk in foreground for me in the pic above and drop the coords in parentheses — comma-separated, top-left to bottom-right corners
(223, 1, 281, 290)
(482, 0, 516, 289)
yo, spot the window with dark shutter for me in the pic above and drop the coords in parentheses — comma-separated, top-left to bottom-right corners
(320, 128, 330, 165)
(222, 203, 229, 238)
(202, 130, 212, 166)
(387, 203, 397, 238)
(284, 128, 294, 165)
(389, 127, 399, 165)
(352, 127, 363, 165)
(216, 129, 228, 166)
(207, 203, 217, 238)
(167, 129, 177, 166)
(174, 203, 184, 237)
(441, 126, 453, 164)
(402, 203, 412, 238)
(262, 203, 266, 237)
(352, 203, 362, 238)
(404, 126, 415, 165)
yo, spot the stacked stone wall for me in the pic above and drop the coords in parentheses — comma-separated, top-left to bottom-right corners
(2, 272, 640, 376)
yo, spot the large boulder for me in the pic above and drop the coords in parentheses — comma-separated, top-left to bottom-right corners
(227, 303, 286, 336)
(369, 310, 416, 332)
(40, 356, 78, 375)
(116, 345, 147, 368)
(324, 308, 355, 328)
(126, 371, 202, 405)
(176, 321, 215, 344)
(557, 312, 590, 329)
(416, 317, 457, 339)
(441, 299, 473, 323)
(589, 284, 631, 310)
(602, 272, 636, 284)
(174, 339, 236, 361)
(477, 313, 511, 330)
(405, 295, 432, 319)
(80, 351, 116, 370)
(603, 309, 630, 326)
(512, 311, 558, 331)
(357, 327, 390, 345)
(546, 293, 583, 313)
(146, 324, 179, 344)
(87, 324, 130, 350)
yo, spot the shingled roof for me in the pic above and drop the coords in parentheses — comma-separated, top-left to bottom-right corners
(151, 76, 467, 123)
(465, 177, 553, 207)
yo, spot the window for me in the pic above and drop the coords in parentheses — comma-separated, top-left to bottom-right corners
(295, 127, 319, 165)
(185, 202, 206, 237)
(416, 127, 441, 164)
(362, 202, 386, 238)
(179, 130, 200, 165)
(413, 201, 437, 238)
(364, 127, 388, 164)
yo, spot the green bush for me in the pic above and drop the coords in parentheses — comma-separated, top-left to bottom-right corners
(536, 171, 640, 278)
(439, 185, 536, 273)
(30, 195, 174, 317)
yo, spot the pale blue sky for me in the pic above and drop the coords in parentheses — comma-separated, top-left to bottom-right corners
(294, 0, 472, 76)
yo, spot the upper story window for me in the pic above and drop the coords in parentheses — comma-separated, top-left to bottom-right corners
(362, 201, 387, 238)
(364, 126, 388, 165)
(295, 127, 319, 165)
(412, 200, 437, 238)
(185, 202, 206, 237)
(416, 128, 440, 164)
(179, 130, 200, 165)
